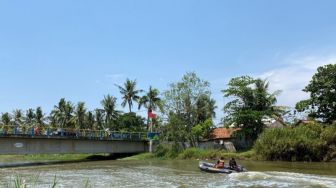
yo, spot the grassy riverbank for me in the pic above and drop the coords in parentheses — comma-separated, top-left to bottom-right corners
(0, 153, 112, 163)
(123, 147, 256, 161)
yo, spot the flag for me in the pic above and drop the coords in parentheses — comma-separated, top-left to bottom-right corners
(148, 109, 156, 119)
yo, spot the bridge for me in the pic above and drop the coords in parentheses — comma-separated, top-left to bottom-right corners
(0, 126, 156, 155)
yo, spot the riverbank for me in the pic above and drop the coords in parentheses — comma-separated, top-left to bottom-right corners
(123, 147, 257, 161)
(0, 154, 93, 163)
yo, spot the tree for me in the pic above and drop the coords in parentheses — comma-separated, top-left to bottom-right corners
(101, 95, 119, 129)
(1, 112, 11, 125)
(50, 98, 75, 128)
(163, 72, 216, 146)
(139, 86, 163, 112)
(115, 112, 146, 132)
(138, 86, 163, 129)
(74, 102, 86, 129)
(196, 94, 217, 123)
(116, 79, 143, 113)
(192, 118, 214, 141)
(296, 64, 336, 123)
(35, 107, 45, 127)
(26, 108, 35, 126)
(94, 109, 105, 130)
(85, 111, 95, 130)
(13, 109, 24, 126)
(222, 76, 281, 142)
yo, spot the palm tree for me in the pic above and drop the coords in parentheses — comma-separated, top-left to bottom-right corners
(50, 98, 75, 128)
(253, 79, 281, 115)
(35, 107, 46, 127)
(101, 95, 119, 129)
(13, 109, 24, 126)
(1, 112, 11, 125)
(85, 111, 95, 130)
(74, 102, 86, 129)
(25, 108, 35, 127)
(138, 86, 163, 112)
(116, 79, 143, 113)
(196, 94, 217, 123)
(94, 108, 105, 130)
(138, 86, 163, 129)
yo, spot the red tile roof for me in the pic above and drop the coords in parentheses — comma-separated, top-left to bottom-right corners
(209, 128, 240, 140)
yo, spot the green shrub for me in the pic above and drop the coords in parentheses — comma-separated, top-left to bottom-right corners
(254, 123, 334, 161)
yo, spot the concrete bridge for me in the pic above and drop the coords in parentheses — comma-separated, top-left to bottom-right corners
(0, 127, 155, 155)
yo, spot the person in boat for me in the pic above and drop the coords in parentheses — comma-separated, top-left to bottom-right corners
(214, 157, 225, 169)
(229, 158, 237, 170)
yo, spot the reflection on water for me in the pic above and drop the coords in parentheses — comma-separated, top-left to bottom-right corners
(0, 160, 335, 188)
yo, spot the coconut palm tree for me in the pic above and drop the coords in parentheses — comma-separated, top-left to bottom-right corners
(138, 86, 163, 112)
(101, 95, 119, 129)
(116, 79, 143, 113)
(13, 109, 24, 126)
(35, 107, 46, 127)
(74, 102, 86, 129)
(138, 86, 163, 129)
(26, 108, 35, 126)
(94, 108, 105, 130)
(196, 94, 217, 123)
(253, 79, 281, 115)
(85, 111, 95, 130)
(1, 112, 11, 125)
(50, 98, 75, 128)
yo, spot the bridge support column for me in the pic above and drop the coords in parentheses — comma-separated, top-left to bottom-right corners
(149, 139, 153, 153)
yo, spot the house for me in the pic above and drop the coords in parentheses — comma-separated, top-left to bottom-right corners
(199, 127, 241, 152)
(208, 127, 241, 143)
(262, 117, 287, 128)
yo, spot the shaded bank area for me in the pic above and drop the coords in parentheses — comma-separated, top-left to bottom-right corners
(0, 153, 137, 168)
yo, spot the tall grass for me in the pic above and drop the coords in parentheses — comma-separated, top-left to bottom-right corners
(5, 175, 92, 188)
(254, 123, 336, 161)
(151, 143, 255, 160)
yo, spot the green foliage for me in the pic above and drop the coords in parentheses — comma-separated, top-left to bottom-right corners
(192, 118, 214, 140)
(74, 102, 86, 129)
(160, 113, 188, 144)
(116, 78, 142, 113)
(296, 64, 336, 123)
(222, 76, 281, 142)
(320, 123, 336, 161)
(254, 123, 336, 161)
(154, 143, 182, 159)
(162, 72, 216, 146)
(138, 86, 163, 130)
(13, 174, 24, 188)
(138, 86, 163, 112)
(50, 98, 75, 128)
(115, 112, 146, 132)
(152, 146, 255, 160)
(101, 95, 119, 129)
(1, 112, 11, 125)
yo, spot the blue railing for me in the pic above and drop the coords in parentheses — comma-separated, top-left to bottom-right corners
(0, 125, 151, 141)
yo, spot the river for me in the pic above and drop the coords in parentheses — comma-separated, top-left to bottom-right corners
(0, 160, 336, 188)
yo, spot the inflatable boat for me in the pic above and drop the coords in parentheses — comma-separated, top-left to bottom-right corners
(198, 161, 246, 174)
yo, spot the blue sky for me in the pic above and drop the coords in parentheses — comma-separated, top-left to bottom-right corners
(1, 0, 336, 122)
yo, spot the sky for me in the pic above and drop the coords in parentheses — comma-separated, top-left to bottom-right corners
(1, 0, 336, 123)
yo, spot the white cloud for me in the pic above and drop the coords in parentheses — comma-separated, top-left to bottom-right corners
(258, 55, 336, 107)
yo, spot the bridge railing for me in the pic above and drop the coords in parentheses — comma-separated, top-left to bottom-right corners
(0, 125, 149, 141)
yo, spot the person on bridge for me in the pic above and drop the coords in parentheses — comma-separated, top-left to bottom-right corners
(34, 127, 40, 135)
